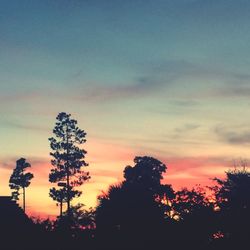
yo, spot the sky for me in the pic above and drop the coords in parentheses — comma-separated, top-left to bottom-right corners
(1, 0, 250, 217)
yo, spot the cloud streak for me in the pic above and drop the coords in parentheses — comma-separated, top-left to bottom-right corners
(2, 60, 250, 108)
(215, 125, 250, 145)
(0, 119, 49, 132)
(68, 60, 250, 103)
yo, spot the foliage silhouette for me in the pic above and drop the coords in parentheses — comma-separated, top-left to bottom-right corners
(3, 150, 250, 250)
(49, 112, 90, 217)
(212, 167, 250, 242)
(49, 186, 68, 217)
(67, 203, 95, 230)
(95, 156, 175, 249)
(9, 158, 34, 212)
(56, 203, 95, 232)
(0, 196, 49, 250)
(124, 156, 165, 186)
(172, 186, 217, 243)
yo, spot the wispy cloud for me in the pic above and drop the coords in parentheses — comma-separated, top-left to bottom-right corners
(64, 60, 199, 102)
(162, 156, 228, 173)
(174, 123, 200, 134)
(214, 86, 250, 98)
(0, 119, 49, 132)
(215, 125, 250, 145)
(151, 155, 231, 189)
(2, 60, 250, 108)
(67, 60, 250, 103)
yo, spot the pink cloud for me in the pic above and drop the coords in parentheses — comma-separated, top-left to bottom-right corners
(160, 156, 230, 190)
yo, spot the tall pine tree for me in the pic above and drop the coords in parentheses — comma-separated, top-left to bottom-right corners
(49, 112, 90, 217)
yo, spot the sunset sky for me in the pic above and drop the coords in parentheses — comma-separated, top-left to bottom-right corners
(1, 0, 250, 217)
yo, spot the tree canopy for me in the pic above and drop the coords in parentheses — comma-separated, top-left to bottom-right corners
(9, 158, 33, 212)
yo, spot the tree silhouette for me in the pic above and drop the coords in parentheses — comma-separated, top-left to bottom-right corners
(212, 167, 250, 241)
(9, 158, 34, 212)
(172, 186, 216, 242)
(173, 186, 211, 219)
(49, 112, 90, 217)
(95, 156, 174, 248)
(124, 156, 166, 188)
(60, 203, 95, 231)
(49, 187, 68, 217)
(124, 156, 174, 214)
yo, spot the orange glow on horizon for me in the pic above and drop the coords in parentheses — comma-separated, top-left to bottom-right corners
(0, 138, 231, 218)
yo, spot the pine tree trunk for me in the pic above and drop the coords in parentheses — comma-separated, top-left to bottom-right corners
(23, 187, 26, 213)
(67, 174, 70, 217)
(60, 200, 63, 217)
(67, 173, 70, 217)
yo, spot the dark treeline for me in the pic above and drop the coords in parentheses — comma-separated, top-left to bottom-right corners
(1, 112, 249, 250)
